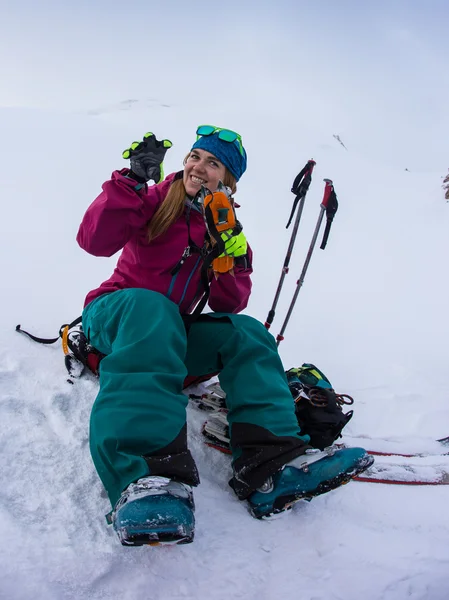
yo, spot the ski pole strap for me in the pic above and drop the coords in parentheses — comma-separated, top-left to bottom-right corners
(15, 316, 83, 345)
(319, 179, 338, 250)
(286, 159, 316, 229)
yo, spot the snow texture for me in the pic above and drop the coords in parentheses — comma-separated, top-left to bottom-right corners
(1, 105, 449, 600)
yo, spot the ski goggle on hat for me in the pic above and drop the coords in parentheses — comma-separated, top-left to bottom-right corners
(196, 125, 244, 156)
(192, 125, 247, 181)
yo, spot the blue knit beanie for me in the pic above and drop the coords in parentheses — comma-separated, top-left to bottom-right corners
(191, 132, 247, 181)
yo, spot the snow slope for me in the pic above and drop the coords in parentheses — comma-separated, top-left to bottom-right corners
(1, 106, 448, 600)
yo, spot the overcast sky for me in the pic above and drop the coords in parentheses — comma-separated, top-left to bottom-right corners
(1, 0, 447, 171)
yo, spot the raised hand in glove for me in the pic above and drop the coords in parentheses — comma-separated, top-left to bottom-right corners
(122, 132, 173, 184)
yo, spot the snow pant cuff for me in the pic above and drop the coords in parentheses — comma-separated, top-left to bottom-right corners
(229, 422, 311, 500)
(143, 425, 200, 487)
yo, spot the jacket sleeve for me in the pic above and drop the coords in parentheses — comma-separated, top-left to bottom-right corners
(208, 245, 253, 313)
(76, 170, 163, 257)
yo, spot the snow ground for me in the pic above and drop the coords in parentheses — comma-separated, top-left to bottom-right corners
(1, 106, 448, 600)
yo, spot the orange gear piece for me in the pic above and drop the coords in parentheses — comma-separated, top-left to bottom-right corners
(203, 190, 237, 274)
(61, 325, 70, 355)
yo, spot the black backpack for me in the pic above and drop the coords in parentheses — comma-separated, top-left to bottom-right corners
(286, 363, 354, 449)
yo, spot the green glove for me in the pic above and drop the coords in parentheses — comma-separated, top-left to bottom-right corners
(122, 132, 173, 184)
(219, 228, 247, 257)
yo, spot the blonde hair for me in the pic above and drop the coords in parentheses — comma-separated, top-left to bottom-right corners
(147, 153, 237, 241)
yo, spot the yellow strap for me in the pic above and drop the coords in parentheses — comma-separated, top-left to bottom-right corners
(291, 366, 323, 382)
(309, 369, 323, 381)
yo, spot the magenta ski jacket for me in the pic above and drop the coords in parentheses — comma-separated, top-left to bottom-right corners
(77, 170, 253, 314)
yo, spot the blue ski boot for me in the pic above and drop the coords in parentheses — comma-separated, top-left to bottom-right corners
(248, 446, 374, 519)
(112, 476, 195, 546)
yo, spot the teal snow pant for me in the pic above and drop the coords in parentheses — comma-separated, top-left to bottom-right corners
(82, 288, 310, 507)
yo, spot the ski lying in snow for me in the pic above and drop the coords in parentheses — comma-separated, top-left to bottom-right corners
(202, 430, 449, 486)
(203, 438, 449, 461)
(189, 384, 449, 486)
(365, 450, 449, 458)
(354, 475, 449, 486)
(203, 441, 449, 486)
(353, 459, 449, 486)
(340, 435, 449, 459)
(335, 443, 449, 486)
(336, 445, 449, 459)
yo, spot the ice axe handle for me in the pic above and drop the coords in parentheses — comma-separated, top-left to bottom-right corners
(204, 189, 237, 274)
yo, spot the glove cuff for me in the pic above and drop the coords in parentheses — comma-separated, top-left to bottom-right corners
(127, 169, 148, 184)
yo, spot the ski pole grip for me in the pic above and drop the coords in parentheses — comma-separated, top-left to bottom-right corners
(321, 179, 333, 208)
(291, 159, 316, 195)
(320, 179, 338, 250)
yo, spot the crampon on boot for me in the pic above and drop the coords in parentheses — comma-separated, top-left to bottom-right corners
(248, 446, 374, 519)
(112, 476, 195, 546)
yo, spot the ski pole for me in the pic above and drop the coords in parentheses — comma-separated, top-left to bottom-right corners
(275, 179, 338, 346)
(264, 159, 316, 330)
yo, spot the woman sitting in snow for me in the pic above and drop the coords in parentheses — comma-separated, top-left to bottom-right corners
(77, 125, 372, 546)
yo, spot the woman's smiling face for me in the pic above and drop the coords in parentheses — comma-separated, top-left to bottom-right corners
(183, 148, 227, 196)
